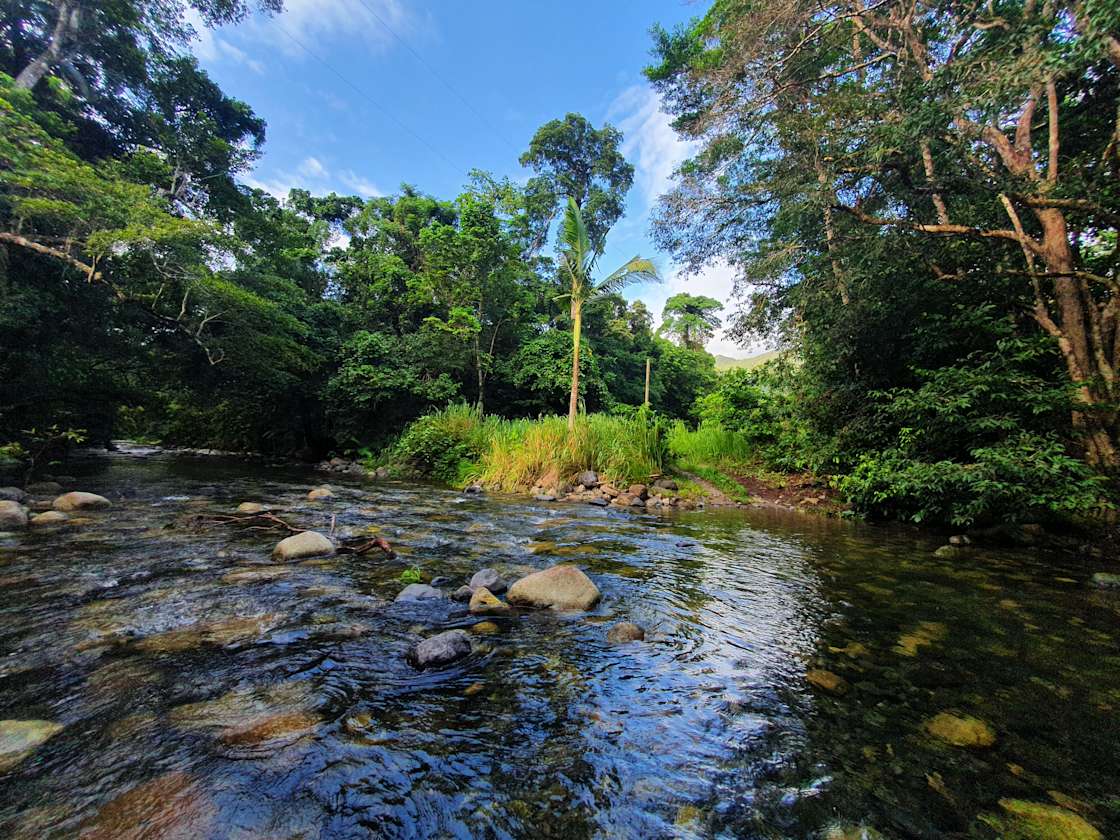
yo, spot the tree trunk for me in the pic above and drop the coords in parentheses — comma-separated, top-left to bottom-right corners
(15, 1, 79, 90)
(474, 331, 485, 414)
(568, 300, 582, 431)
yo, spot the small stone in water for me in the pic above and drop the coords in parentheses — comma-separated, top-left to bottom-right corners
(52, 491, 111, 512)
(606, 622, 645, 643)
(469, 567, 507, 593)
(395, 583, 443, 602)
(469, 621, 500, 635)
(452, 585, 473, 602)
(237, 502, 266, 514)
(272, 530, 334, 561)
(464, 682, 485, 696)
(806, 669, 848, 695)
(411, 629, 471, 668)
(993, 799, 1102, 840)
(0, 501, 28, 529)
(0, 719, 64, 772)
(307, 485, 333, 500)
(924, 712, 996, 748)
(469, 587, 510, 615)
(30, 510, 69, 526)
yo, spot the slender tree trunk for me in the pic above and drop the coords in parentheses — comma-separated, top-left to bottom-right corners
(474, 331, 485, 414)
(15, 0, 79, 90)
(568, 300, 582, 431)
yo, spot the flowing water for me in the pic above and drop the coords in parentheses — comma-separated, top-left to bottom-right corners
(0, 449, 1117, 839)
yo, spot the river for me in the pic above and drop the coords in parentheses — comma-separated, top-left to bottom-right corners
(0, 448, 1116, 838)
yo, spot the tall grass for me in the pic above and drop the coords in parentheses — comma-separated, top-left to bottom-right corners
(666, 420, 751, 466)
(390, 404, 668, 490)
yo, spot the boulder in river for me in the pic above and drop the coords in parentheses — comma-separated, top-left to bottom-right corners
(0, 487, 27, 503)
(272, 530, 334, 561)
(0, 719, 64, 772)
(469, 587, 510, 615)
(469, 568, 507, 594)
(452, 585, 473, 602)
(507, 564, 601, 611)
(606, 622, 645, 643)
(307, 485, 334, 501)
(924, 712, 996, 748)
(395, 583, 443, 602)
(0, 500, 28, 529)
(411, 629, 471, 668)
(52, 491, 110, 512)
(30, 510, 69, 526)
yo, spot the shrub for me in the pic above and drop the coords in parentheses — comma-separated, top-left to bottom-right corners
(840, 432, 1109, 526)
(391, 404, 497, 485)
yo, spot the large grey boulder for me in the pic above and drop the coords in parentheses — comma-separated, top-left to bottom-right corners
(395, 583, 443, 602)
(507, 564, 601, 611)
(0, 487, 27, 503)
(272, 531, 334, 561)
(469, 568, 507, 594)
(411, 630, 471, 668)
(52, 492, 111, 512)
(0, 501, 28, 529)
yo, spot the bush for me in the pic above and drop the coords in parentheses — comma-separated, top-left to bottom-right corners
(840, 432, 1109, 526)
(391, 404, 496, 484)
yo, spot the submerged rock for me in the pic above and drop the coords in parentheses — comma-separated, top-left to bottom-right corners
(52, 491, 111, 512)
(606, 622, 645, 643)
(307, 485, 334, 501)
(395, 583, 443, 602)
(236, 502, 267, 514)
(81, 771, 216, 840)
(133, 613, 283, 653)
(992, 799, 1102, 840)
(469, 586, 510, 615)
(469, 620, 500, 635)
(0, 719, 64, 772)
(0, 487, 27, 503)
(0, 500, 28, 529)
(895, 621, 947, 656)
(507, 564, 601, 611)
(29, 510, 68, 526)
(925, 712, 996, 748)
(1089, 572, 1120, 589)
(806, 669, 849, 695)
(27, 481, 62, 495)
(411, 629, 471, 668)
(272, 530, 334, 561)
(469, 568, 507, 594)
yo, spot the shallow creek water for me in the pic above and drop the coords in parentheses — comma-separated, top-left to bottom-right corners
(0, 450, 1117, 839)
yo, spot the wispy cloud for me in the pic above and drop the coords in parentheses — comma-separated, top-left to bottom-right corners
(187, 10, 266, 74)
(608, 85, 698, 211)
(253, 0, 426, 57)
(299, 156, 328, 179)
(340, 170, 384, 198)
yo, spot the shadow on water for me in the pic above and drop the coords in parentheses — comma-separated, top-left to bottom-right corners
(0, 450, 1117, 838)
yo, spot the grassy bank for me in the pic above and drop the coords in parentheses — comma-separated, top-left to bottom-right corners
(386, 404, 670, 491)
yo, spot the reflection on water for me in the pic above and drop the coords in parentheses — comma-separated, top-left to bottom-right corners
(0, 451, 1117, 838)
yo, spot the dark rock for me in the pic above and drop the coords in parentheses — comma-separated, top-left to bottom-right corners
(452, 585, 473, 602)
(653, 478, 678, 491)
(469, 568, 507, 594)
(587, 497, 609, 507)
(0, 501, 28, 529)
(0, 487, 27, 503)
(430, 576, 453, 588)
(27, 481, 62, 494)
(464, 483, 483, 494)
(607, 622, 645, 643)
(578, 470, 598, 489)
(627, 484, 648, 500)
(534, 493, 557, 502)
(411, 629, 471, 668)
(395, 583, 443, 602)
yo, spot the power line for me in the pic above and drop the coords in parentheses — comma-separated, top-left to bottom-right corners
(272, 21, 463, 177)
(353, 0, 522, 157)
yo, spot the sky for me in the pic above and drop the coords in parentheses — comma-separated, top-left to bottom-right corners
(189, 0, 748, 357)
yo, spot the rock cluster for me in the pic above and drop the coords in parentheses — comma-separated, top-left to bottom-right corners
(530, 471, 697, 512)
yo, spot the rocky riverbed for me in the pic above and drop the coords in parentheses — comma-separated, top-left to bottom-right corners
(0, 447, 1116, 838)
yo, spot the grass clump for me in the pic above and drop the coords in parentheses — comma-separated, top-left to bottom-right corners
(390, 404, 668, 491)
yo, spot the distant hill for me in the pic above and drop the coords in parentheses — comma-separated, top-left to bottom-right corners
(713, 350, 780, 371)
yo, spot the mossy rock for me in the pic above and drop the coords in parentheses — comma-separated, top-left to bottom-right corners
(924, 712, 996, 747)
(981, 799, 1102, 840)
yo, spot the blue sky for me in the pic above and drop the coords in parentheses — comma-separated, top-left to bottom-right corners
(190, 0, 745, 356)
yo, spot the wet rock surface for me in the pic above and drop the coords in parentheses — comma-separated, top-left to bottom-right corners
(52, 491, 111, 512)
(507, 564, 601, 610)
(411, 629, 472, 668)
(272, 530, 334, 561)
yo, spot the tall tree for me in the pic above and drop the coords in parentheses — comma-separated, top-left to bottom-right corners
(556, 198, 658, 429)
(648, 0, 1120, 469)
(659, 292, 723, 350)
(520, 113, 635, 254)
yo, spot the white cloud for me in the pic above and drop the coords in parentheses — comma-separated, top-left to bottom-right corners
(186, 9, 265, 74)
(633, 259, 750, 357)
(254, 0, 422, 57)
(608, 85, 698, 211)
(299, 156, 328, 178)
(240, 172, 300, 199)
(340, 170, 384, 198)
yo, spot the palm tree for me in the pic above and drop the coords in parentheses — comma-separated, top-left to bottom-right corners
(557, 197, 659, 430)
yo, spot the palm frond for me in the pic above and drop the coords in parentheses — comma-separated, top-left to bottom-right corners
(592, 256, 660, 298)
(558, 196, 591, 261)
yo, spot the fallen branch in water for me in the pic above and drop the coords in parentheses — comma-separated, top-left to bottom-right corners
(337, 536, 396, 559)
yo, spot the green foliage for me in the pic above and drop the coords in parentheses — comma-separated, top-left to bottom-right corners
(391, 404, 497, 485)
(841, 433, 1109, 527)
(659, 293, 723, 350)
(399, 566, 423, 584)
